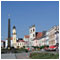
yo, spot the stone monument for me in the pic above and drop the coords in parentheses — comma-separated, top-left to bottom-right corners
(8, 18, 11, 49)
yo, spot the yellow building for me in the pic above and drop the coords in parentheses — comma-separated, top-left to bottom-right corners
(12, 26, 17, 48)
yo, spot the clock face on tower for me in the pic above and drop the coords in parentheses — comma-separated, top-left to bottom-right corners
(13, 33, 16, 35)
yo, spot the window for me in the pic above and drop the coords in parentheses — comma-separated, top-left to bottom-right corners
(20, 43, 21, 45)
(18, 43, 19, 46)
(36, 40, 37, 43)
(19, 43, 21, 46)
(33, 34, 35, 37)
(30, 30, 32, 33)
(33, 29, 35, 32)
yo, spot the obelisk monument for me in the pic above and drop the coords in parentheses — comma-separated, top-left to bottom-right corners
(8, 18, 11, 49)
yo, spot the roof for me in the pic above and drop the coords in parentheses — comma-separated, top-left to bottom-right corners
(13, 26, 16, 29)
(17, 40, 25, 42)
(24, 35, 29, 38)
(6, 37, 13, 40)
(1, 40, 5, 42)
(17, 38, 23, 40)
(29, 25, 35, 28)
(36, 32, 42, 38)
(33, 32, 43, 40)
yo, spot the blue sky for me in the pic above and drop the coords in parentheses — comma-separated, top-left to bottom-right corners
(1, 1, 59, 40)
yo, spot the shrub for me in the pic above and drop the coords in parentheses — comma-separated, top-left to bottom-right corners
(25, 49, 28, 52)
(33, 46, 39, 49)
(40, 46, 45, 49)
(23, 46, 25, 48)
(30, 52, 59, 59)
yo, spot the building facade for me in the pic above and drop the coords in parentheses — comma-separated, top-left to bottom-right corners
(45, 31, 49, 46)
(5, 37, 13, 48)
(24, 35, 29, 41)
(17, 40, 25, 48)
(29, 25, 36, 46)
(32, 32, 43, 47)
(48, 26, 59, 46)
(12, 26, 17, 48)
(1, 40, 5, 48)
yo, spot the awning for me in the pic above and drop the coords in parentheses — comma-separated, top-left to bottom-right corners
(49, 46, 56, 48)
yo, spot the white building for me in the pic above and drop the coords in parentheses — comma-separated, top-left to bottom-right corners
(1, 40, 5, 48)
(33, 39, 39, 46)
(24, 35, 30, 48)
(48, 26, 59, 46)
(5, 37, 13, 48)
(29, 25, 36, 40)
(36, 31, 49, 47)
(17, 40, 25, 48)
(24, 35, 29, 41)
(29, 25, 36, 46)
(41, 37, 45, 46)
(45, 31, 49, 46)
(55, 26, 59, 46)
(32, 32, 43, 47)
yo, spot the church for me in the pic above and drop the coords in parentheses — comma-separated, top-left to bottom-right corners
(5, 25, 25, 48)
(5, 26, 17, 48)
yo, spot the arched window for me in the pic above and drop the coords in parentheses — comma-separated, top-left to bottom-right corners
(33, 34, 35, 37)
(33, 29, 35, 32)
(30, 30, 32, 33)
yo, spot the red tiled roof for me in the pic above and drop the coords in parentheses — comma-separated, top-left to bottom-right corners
(24, 35, 29, 38)
(1, 40, 5, 42)
(36, 32, 42, 39)
(6, 37, 13, 40)
(33, 32, 43, 40)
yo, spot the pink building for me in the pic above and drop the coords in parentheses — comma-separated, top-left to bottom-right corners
(33, 32, 43, 47)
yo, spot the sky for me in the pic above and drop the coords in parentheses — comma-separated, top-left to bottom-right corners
(1, 1, 59, 40)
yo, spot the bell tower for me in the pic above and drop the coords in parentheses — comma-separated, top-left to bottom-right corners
(29, 25, 36, 40)
(29, 25, 36, 47)
(12, 26, 17, 48)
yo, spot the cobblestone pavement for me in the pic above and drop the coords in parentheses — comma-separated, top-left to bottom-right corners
(15, 52, 30, 59)
(1, 52, 30, 59)
(1, 53, 16, 59)
(1, 51, 58, 59)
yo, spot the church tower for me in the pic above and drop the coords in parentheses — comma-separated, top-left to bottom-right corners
(29, 25, 36, 40)
(29, 25, 36, 47)
(12, 26, 17, 48)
